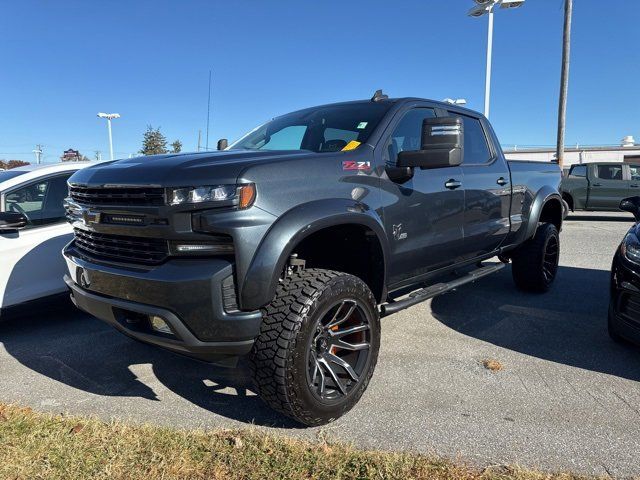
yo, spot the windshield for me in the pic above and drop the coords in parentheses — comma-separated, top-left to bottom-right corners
(0, 170, 28, 183)
(229, 102, 392, 153)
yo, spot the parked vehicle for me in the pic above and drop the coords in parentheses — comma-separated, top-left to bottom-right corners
(561, 162, 640, 212)
(62, 93, 563, 425)
(609, 196, 640, 344)
(0, 162, 97, 315)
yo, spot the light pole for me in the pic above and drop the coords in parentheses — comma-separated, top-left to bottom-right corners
(97, 112, 120, 160)
(468, 0, 525, 118)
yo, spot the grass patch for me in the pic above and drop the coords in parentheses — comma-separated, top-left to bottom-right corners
(0, 403, 587, 480)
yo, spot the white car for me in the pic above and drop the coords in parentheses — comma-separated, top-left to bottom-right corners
(0, 162, 97, 314)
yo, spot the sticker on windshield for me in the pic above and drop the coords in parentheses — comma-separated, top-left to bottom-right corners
(342, 160, 371, 171)
(342, 140, 361, 151)
(356, 122, 368, 129)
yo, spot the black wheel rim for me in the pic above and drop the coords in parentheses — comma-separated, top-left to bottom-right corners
(306, 299, 371, 402)
(542, 235, 559, 284)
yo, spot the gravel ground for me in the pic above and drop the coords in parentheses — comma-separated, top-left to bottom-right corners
(1, 211, 639, 476)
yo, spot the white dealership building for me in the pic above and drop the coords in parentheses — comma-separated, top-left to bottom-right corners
(504, 136, 640, 169)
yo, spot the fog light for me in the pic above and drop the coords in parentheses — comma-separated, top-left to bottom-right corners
(149, 315, 172, 335)
(171, 243, 234, 254)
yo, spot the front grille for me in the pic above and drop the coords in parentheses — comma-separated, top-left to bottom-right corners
(73, 228, 169, 265)
(620, 292, 640, 328)
(69, 185, 165, 206)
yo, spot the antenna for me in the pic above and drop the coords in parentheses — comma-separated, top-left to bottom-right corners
(371, 89, 388, 102)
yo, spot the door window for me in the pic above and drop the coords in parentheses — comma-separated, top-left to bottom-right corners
(629, 165, 640, 181)
(568, 165, 587, 177)
(384, 108, 436, 167)
(455, 114, 491, 164)
(596, 165, 623, 180)
(4, 174, 72, 228)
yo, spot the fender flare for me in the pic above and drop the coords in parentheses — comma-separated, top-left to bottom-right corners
(524, 187, 563, 241)
(239, 198, 389, 311)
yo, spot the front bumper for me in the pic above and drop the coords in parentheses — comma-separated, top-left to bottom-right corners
(610, 252, 640, 344)
(63, 243, 262, 362)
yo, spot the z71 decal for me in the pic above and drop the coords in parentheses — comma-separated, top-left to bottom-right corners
(342, 160, 371, 171)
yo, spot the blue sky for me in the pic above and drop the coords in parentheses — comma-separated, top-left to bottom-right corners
(1, 0, 638, 163)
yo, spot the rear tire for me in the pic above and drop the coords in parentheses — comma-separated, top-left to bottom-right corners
(511, 223, 560, 292)
(249, 268, 380, 426)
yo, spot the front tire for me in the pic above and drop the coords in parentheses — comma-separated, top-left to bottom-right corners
(511, 223, 560, 292)
(249, 268, 380, 426)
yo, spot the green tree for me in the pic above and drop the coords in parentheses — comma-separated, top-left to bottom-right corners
(140, 126, 168, 155)
(170, 140, 182, 153)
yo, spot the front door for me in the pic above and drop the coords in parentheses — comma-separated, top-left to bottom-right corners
(0, 174, 73, 308)
(379, 106, 465, 286)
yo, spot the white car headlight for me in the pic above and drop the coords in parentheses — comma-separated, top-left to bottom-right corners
(622, 233, 640, 264)
(168, 184, 255, 209)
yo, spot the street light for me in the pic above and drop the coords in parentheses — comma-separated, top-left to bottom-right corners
(468, 0, 525, 118)
(97, 112, 120, 160)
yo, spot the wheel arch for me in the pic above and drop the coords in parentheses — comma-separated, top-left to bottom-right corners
(561, 191, 574, 211)
(239, 199, 389, 311)
(524, 187, 563, 241)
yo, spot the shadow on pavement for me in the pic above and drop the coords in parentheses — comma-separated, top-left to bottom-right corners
(431, 265, 640, 382)
(0, 301, 298, 428)
(3, 264, 638, 426)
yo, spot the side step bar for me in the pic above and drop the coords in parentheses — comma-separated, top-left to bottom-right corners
(379, 263, 506, 317)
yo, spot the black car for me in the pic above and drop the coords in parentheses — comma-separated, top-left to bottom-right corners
(609, 196, 640, 344)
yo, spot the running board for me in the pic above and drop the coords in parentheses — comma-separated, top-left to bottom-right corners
(379, 263, 505, 317)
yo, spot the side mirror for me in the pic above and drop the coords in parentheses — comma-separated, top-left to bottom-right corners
(217, 138, 228, 151)
(0, 211, 28, 231)
(620, 196, 640, 221)
(397, 116, 464, 169)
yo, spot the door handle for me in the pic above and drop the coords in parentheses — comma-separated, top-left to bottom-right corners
(631, 184, 639, 188)
(496, 177, 509, 186)
(592, 183, 602, 187)
(445, 179, 462, 190)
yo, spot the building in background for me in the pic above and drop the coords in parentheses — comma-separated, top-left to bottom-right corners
(504, 136, 640, 172)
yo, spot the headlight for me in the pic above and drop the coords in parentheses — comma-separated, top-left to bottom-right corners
(622, 233, 640, 264)
(168, 184, 255, 209)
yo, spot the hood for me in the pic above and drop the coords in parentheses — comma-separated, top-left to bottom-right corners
(68, 150, 316, 187)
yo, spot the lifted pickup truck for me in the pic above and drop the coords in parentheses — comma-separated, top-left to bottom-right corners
(561, 162, 640, 212)
(63, 92, 562, 425)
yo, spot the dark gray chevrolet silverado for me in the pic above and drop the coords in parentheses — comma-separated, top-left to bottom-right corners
(63, 92, 563, 425)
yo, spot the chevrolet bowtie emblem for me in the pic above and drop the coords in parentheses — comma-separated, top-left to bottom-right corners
(82, 208, 101, 226)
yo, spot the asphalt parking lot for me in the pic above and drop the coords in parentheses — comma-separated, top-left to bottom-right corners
(1, 211, 639, 476)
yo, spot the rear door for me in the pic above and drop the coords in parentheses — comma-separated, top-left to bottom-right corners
(450, 111, 511, 260)
(585, 164, 629, 210)
(627, 164, 640, 197)
(0, 173, 74, 308)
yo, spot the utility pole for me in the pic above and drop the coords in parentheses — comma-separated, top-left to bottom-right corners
(197, 129, 202, 152)
(206, 70, 212, 150)
(556, 0, 573, 170)
(94, 150, 102, 161)
(32, 144, 43, 164)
